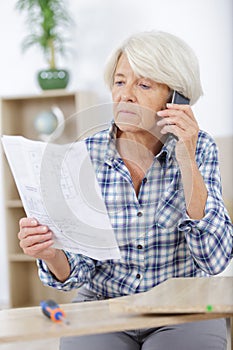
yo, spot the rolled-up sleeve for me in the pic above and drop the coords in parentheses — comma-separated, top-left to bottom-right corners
(178, 133, 233, 275)
(37, 251, 96, 291)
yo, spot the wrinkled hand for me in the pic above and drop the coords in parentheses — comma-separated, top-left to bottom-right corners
(18, 217, 57, 260)
(157, 103, 199, 164)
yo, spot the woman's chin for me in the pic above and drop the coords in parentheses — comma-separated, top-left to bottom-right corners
(114, 114, 142, 132)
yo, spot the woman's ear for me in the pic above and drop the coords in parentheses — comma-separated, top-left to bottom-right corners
(166, 89, 174, 104)
(161, 89, 173, 110)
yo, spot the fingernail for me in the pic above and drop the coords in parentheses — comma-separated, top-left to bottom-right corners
(157, 111, 163, 116)
(31, 219, 37, 225)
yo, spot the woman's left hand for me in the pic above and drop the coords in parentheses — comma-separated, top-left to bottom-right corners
(157, 103, 199, 164)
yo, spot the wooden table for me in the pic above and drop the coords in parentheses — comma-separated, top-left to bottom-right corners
(0, 277, 232, 347)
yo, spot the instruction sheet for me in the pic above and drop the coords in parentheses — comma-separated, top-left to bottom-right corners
(2, 135, 121, 260)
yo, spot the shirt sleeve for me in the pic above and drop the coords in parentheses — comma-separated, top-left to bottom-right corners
(37, 251, 96, 291)
(178, 131, 233, 275)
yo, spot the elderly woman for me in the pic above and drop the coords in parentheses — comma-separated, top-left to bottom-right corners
(18, 31, 232, 349)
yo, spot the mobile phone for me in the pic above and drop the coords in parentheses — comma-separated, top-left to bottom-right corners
(171, 91, 190, 105)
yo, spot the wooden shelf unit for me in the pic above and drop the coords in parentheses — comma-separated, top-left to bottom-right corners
(0, 90, 97, 308)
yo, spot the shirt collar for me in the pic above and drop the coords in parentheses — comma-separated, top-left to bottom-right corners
(104, 121, 119, 166)
(156, 134, 177, 163)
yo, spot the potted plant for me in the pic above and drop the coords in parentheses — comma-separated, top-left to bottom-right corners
(16, 0, 73, 90)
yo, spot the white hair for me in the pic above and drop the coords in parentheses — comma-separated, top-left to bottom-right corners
(104, 31, 203, 105)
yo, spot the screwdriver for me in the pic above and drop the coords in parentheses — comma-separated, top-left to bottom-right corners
(40, 299, 70, 325)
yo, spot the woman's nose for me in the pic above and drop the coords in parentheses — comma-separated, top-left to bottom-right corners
(121, 86, 136, 102)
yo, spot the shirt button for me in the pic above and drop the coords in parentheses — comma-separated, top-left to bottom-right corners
(143, 178, 147, 184)
(137, 244, 143, 249)
(137, 211, 143, 217)
(136, 273, 141, 279)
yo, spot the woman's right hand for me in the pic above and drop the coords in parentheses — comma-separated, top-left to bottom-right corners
(18, 217, 71, 282)
(18, 217, 57, 260)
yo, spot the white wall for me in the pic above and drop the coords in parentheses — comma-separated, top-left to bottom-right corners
(0, 0, 232, 306)
(0, 0, 232, 137)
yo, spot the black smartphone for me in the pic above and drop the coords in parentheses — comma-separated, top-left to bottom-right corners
(171, 91, 190, 105)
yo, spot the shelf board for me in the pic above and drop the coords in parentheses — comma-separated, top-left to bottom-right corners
(6, 199, 23, 208)
(9, 254, 36, 262)
(1, 90, 77, 101)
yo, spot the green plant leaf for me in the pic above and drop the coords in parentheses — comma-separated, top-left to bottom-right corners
(15, 0, 74, 69)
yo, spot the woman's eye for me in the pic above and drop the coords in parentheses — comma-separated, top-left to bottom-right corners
(114, 80, 124, 86)
(139, 83, 150, 90)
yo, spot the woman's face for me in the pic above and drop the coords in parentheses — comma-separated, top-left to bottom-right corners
(112, 53, 170, 135)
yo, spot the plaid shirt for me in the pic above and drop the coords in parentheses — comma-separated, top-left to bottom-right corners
(38, 123, 233, 297)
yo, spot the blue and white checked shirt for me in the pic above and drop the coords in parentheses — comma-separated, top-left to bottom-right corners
(38, 123, 233, 297)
